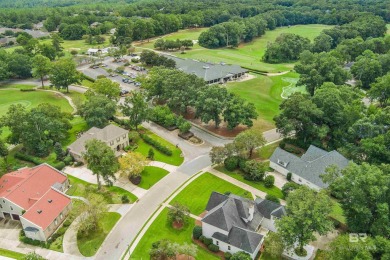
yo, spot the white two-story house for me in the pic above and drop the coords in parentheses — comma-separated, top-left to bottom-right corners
(201, 192, 286, 259)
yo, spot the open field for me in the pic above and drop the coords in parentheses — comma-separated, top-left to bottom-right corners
(138, 166, 170, 189)
(78, 212, 121, 257)
(135, 27, 207, 50)
(130, 208, 219, 260)
(225, 72, 301, 132)
(170, 172, 252, 215)
(137, 25, 332, 73)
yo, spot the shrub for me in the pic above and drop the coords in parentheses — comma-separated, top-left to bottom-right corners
(225, 252, 232, 259)
(279, 141, 286, 149)
(208, 244, 219, 252)
(51, 161, 66, 170)
(148, 148, 155, 160)
(96, 75, 107, 79)
(193, 226, 202, 239)
(224, 156, 239, 171)
(63, 219, 72, 227)
(14, 152, 43, 165)
(286, 172, 292, 181)
(140, 134, 172, 156)
(266, 194, 280, 204)
(282, 182, 300, 197)
(63, 155, 73, 165)
(178, 121, 192, 134)
(243, 160, 267, 181)
(264, 175, 275, 188)
(75, 161, 83, 167)
(203, 237, 213, 246)
(131, 58, 139, 63)
(199, 235, 206, 242)
(20, 88, 36, 92)
(121, 195, 130, 203)
(238, 157, 248, 172)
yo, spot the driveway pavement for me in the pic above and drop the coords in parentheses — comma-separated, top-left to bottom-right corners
(0, 218, 21, 241)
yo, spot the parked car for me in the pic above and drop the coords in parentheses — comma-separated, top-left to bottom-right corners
(100, 64, 108, 67)
(134, 82, 141, 87)
(122, 78, 129, 83)
(120, 89, 129, 96)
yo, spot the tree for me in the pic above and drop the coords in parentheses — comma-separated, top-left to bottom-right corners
(120, 91, 150, 130)
(83, 139, 118, 190)
(32, 54, 51, 88)
(223, 96, 258, 130)
(90, 78, 120, 101)
(178, 243, 197, 260)
(233, 129, 266, 158)
(321, 163, 390, 237)
(312, 33, 333, 53)
(276, 186, 333, 256)
(54, 142, 65, 161)
(351, 50, 383, 89)
(118, 152, 148, 178)
(168, 202, 190, 226)
(7, 53, 32, 78)
(50, 57, 80, 92)
(368, 72, 390, 107)
(51, 33, 64, 55)
(263, 232, 285, 259)
(0, 139, 9, 171)
(80, 94, 116, 128)
(78, 193, 108, 236)
(150, 240, 177, 260)
(23, 252, 46, 260)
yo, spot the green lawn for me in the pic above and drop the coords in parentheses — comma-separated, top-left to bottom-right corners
(225, 72, 300, 131)
(0, 248, 24, 259)
(330, 200, 346, 224)
(135, 128, 184, 166)
(81, 79, 94, 88)
(257, 141, 281, 160)
(66, 175, 138, 204)
(214, 166, 284, 199)
(139, 166, 170, 189)
(130, 208, 219, 260)
(78, 212, 121, 257)
(170, 172, 252, 215)
(0, 84, 35, 90)
(62, 116, 89, 147)
(146, 25, 331, 73)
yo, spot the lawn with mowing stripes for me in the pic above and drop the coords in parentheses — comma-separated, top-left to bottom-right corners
(139, 166, 170, 189)
(214, 166, 284, 199)
(170, 172, 252, 215)
(0, 248, 24, 259)
(130, 208, 219, 260)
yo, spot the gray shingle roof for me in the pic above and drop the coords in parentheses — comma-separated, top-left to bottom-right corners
(255, 198, 284, 219)
(206, 192, 228, 211)
(212, 228, 263, 254)
(161, 54, 247, 82)
(68, 124, 128, 156)
(270, 145, 349, 188)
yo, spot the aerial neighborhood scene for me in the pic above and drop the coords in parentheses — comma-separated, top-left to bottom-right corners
(0, 0, 389, 259)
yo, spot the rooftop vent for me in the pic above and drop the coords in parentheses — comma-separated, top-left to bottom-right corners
(48, 199, 53, 203)
(37, 210, 42, 214)
(203, 66, 209, 69)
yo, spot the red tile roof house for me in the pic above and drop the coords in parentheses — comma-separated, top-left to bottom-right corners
(0, 164, 72, 241)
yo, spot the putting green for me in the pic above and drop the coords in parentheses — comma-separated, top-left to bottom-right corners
(281, 77, 307, 99)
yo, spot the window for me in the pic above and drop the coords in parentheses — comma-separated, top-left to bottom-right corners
(228, 246, 231, 250)
(277, 159, 288, 167)
(216, 241, 219, 246)
(299, 178, 302, 182)
(123, 134, 126, 140)
(116, 138, 120, 142)
(10, 206, 13, 210)
(110, 141, 114, 146)
(60, 213, 63, 219)
(55, 219, 58, 226)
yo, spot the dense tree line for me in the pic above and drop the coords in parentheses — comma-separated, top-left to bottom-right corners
(141, 67, 258, 130)
(140, 50, 176, 68)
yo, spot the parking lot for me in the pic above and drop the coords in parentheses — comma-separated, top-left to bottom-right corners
(77, 55, 147, 93)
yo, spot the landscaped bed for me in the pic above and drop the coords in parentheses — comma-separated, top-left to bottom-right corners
(138, 166, 170, 189)
(77, 212, 121, 257)
(135, 128, 184, 166)
(130, 208, 219, 260)
(170, 172, 252, 215)
(66, 175, 138, 204)
(214, 166, 284, 199)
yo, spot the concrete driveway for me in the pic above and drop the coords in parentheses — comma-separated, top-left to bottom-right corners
(0, 218, 21, 240)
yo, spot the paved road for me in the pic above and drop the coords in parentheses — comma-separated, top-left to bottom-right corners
(94, 155, 210, 260)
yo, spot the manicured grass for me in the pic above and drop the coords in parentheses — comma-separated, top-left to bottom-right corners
(135, 128, 184, 166)
(78, 212, 121, 257)
(131, 208, 220, 260)
(257, 141, 281, 160)
(0, 248, 24, 259)
(81, 79, 94, 88)
(330, 199, 346, 224)
(170, 172, 252, 215)
(139, 166, 170, 189)
(66, 175, 138, 204)
(225, 72, 299, 131)
(135, 28, 207, 50)
(215, 166, 284, 199)
(0, 84, 35, 90)
(147, 25, 331, 73)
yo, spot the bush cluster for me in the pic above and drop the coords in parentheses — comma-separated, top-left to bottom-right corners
(140, 134, 173, 156)
(265, 194, 280, 204)
(149, 105, 177, 129)
(121, 195, 130, 203)
(19, 230, 49, 248)
(192, 226, 202, 239)
(208, 244, 219, 252)
(224, 156, 239, 171)
(14, 152, 66, 170)
(264, 175, 275, 188)
(225, 252, 232, 259)
(20, 88, 36, 92)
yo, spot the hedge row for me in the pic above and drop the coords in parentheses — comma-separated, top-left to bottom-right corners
(140, 134, 173, 156)
(20, 88, 36, 92)
(14, 152, 66, 170)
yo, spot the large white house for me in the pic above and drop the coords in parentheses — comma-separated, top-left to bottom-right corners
(269, 145, 349, 190)
(201, 192, 285, 259)
(68, 124, 129, 162)
(0, 164, 71, 241)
